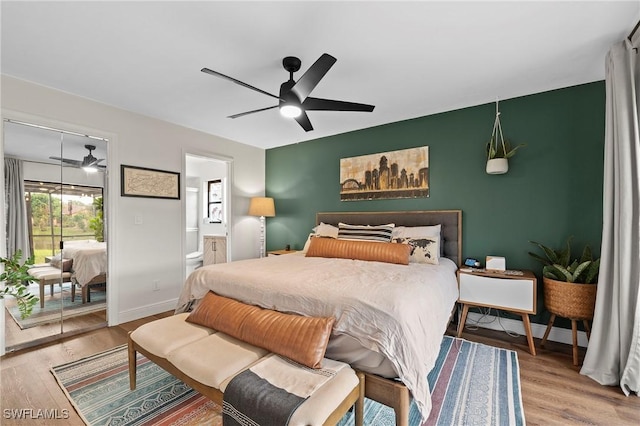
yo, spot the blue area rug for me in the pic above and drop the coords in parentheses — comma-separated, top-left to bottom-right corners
(338, 336, 525, 425)
(51, 336, 524, 425)
(6, 283, 106, 329)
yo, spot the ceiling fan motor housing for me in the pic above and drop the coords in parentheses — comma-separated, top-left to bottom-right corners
(282, 56, 302, 74)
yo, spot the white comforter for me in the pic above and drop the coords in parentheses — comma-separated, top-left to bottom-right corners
(176, 253, 459, 420)
(63, 241, 107, 286)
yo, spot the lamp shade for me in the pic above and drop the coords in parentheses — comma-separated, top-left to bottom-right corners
(248, 197, 275, 217)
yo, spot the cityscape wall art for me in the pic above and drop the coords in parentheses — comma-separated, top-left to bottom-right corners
(339, 146, 429, 201)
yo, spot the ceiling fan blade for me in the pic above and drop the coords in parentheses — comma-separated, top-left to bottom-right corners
(49, 156, 82, 166)
(294, 111, 314, 132)
(228, 105, 278, 119)
(291, 53, 337, 102)
(85, 158, 105, 167)
(201, 68, 280, 100)
(303, 97, 375, 112)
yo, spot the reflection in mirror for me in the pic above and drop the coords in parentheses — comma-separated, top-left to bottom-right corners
(3, 120, 108, 351)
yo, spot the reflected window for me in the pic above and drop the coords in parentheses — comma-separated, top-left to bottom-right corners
(24, 181, 103, 263)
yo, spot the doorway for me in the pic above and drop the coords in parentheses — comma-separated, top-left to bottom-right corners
(185, 154, 231, 278)
(2, 119, 109, 351)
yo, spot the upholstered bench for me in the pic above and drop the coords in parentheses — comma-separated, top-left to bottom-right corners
(129, 293, 364, 426)
(27, 265, 73, 308)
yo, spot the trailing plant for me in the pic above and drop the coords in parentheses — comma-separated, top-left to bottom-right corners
(89, 196, 104, 242)
(528, 237, 600, 284)
(0, 250, 39, 318)
(486, 138, 526, 159)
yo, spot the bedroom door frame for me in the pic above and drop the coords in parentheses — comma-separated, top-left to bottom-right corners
(0, 109, 117, 355)
(183, 150, 233, 275)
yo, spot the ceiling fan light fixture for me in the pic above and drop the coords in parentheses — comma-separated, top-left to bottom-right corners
(82, 165, 98, 173)
(279, 104, 302, 118)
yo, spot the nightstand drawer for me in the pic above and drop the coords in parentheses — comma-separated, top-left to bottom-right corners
(459, 272, 535, 314)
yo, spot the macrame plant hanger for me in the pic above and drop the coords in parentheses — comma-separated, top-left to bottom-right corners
(486, 99, 509, 174)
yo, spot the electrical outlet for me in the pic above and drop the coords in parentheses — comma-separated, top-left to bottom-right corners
(152, 280, 159, 291)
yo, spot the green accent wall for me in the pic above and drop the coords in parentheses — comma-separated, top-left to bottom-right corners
(266, 82, 605, 326)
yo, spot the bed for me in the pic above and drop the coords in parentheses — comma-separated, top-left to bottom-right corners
(61, 240, 107, 302)
(175, 210, 461, 425)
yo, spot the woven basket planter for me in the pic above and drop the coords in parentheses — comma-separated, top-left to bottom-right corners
(543, 277, 597, 320)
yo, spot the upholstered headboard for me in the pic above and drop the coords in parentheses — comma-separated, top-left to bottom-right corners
(316, 210, 462, 267)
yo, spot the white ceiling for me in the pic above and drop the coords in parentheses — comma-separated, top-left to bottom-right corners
(2, 1, 639, 150)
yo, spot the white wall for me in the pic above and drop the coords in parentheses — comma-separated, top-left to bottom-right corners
(1, 76, 266, 328)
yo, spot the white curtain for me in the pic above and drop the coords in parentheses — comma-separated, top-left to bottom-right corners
(4, 158, 31, 259)
(580, 37, 640, 396)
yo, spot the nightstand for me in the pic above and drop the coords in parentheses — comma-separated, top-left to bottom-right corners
(267, 249, 298, 256)
(457, 269, 538, 355)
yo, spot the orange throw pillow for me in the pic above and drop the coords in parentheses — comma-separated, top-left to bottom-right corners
(305, 236, 410, 265)
(186, 292, 334, 369)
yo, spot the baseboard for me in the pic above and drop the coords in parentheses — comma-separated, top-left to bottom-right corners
(117, 298, 178, 324)
(464, 310, 588, 348)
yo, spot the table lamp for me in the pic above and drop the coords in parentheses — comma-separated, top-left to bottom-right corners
(248, 197, 275, 258)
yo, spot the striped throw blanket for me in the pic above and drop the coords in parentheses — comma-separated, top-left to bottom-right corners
(223, 354, 347, 426)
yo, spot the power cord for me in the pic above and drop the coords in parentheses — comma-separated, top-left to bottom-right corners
(462, 307, 521, 338)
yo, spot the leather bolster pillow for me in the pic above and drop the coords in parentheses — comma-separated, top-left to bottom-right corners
(305, 236, 411, 265)
(186, 291, 335, 369)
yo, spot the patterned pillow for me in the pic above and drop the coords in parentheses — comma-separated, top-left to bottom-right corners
(392, 235, 439, 264)
(337, 223, 395, 242)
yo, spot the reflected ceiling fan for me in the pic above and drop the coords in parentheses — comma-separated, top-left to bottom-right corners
(201, 53, 375, 132)
(49, 144, 105, 172)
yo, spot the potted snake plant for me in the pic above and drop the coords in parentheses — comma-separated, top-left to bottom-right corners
(528, 237, 599, 322)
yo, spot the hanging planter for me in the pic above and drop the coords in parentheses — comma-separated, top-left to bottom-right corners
(486, 100, 525, 175)
(486, 158, 509, 174)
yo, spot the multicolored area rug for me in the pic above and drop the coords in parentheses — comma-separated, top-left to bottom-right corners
(51, 336, 524, 426)
(339, 337, 525, 426)
(6, 284, 106, 329)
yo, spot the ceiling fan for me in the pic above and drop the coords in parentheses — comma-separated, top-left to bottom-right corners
(49, 144, 105, 172)
(201, 53, 375, 132)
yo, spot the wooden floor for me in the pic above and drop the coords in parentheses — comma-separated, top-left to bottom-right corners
(1, 313, 638, 425)
(4, 286, 107, 350)
(4, 308, 107, 350)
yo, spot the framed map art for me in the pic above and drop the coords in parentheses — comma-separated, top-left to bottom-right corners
(121, 165, 180, 199)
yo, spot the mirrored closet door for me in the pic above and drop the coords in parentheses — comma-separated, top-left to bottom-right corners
(3, 120, 108, 351)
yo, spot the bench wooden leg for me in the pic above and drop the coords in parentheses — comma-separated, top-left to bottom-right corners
(39, 280, 45, 308)
(355, 371, 364, 426)
(128, 334, 137, 390)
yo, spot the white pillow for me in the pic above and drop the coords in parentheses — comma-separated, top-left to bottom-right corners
(392, 235, 440, 265)
(301, 233, 315, 253)
(313, 222, 339, 239)
(391, 224, 441, 238)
